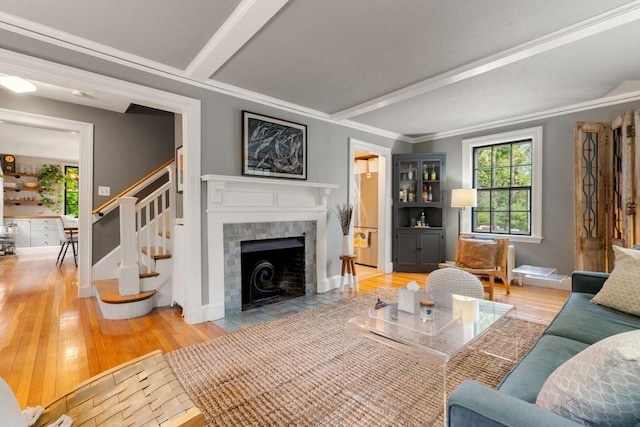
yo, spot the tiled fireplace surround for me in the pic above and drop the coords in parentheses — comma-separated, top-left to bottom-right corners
(203, 175, 338, 320)
(223, 221, 316, 314)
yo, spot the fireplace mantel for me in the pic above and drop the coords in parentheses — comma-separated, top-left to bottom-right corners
(202, 174, 339, 320)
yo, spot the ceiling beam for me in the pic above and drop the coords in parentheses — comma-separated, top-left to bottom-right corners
(185, 0, 289, 81)
(331, 1, 640, 121)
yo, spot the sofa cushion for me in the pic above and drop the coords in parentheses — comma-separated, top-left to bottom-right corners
(536, 329, 640, 426)
(498, 334, 589, 403)
(544, 292, 640, 345)
(591, 246, 640, 316)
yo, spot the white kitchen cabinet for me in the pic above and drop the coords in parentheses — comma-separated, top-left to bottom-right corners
(3, 218, 60, 247)
(30, 218, 59, 247)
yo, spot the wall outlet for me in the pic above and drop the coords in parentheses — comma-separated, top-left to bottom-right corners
(98, 186, 110, 196)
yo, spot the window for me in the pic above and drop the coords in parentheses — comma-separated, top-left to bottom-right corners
(462, 127, 543, 243)
(64, 166, 79, 217)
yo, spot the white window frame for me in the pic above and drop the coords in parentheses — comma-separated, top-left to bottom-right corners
(462, 126, 543, 243)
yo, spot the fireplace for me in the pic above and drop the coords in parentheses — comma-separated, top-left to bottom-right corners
(241, 236, 305, 310)
(203, 174, 338, 321)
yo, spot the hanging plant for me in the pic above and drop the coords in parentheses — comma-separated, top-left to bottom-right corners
(38, 164, 65, 212)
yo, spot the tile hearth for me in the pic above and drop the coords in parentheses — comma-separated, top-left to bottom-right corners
(213, 289, 345, 332)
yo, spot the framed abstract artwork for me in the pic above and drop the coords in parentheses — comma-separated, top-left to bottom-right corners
(242, 111, 307, 180)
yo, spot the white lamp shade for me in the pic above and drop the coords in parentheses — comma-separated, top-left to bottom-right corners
(451, 188, 477, 208)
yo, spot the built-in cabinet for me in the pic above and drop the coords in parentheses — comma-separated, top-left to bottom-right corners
(3, 218, 59, 247)
(393, 153, 446, 272)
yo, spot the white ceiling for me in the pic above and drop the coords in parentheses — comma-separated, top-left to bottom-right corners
(0, 0, 639, 142)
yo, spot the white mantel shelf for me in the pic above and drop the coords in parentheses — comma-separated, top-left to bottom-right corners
(201, 174, 339, 320)
(201, 174, 338, 213)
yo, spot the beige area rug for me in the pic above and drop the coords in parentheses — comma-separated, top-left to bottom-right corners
(168, 290, 547, 426)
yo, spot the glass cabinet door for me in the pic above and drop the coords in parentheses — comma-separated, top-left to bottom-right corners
(398, 160, 418, 203)
(420, 160, 441, 203)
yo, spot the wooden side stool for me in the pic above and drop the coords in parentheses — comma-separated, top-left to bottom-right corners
(339, 255, 359, 292)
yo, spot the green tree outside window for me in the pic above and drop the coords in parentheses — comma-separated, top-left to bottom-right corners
(473, 141, 532, 235)
(65, 166, 79, 217)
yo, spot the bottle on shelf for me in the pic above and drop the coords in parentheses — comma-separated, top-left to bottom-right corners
(408, 184, 416, 202)
(423, 164, 428, 180)
(420, 211, 426, 226)
(430, 165, 437, 181)
(428, 185, 433, 201)
(422, 183, 429, 202)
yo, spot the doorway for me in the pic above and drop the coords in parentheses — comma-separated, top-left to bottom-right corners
(348, 138, 392, 275)
(1, 51, 203, 324)
(0, 108, 93, 296)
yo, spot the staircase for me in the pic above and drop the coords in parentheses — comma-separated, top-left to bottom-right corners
(94, 165, 175, 320)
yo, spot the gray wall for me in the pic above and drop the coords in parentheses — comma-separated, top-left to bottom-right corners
(0, 92, 175, 261)
(5, 29, 633, 285)
(415, 100, 640, 275)
(0, 31, 408, 300)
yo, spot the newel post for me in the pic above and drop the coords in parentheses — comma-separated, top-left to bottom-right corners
(118, 196, 140, 295)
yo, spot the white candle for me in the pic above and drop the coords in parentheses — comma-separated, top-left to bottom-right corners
(452, 295, 480, 324)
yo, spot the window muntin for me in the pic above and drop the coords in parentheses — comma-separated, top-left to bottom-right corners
(462, 126, 542, 244)
(473, 141, 531, 235)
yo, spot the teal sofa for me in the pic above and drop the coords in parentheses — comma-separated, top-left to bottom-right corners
(447, 270, 640, 427)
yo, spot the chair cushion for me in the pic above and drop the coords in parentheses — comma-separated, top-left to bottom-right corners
(591, 246, 640, 316)
(457, 239, 498, 269)
(536, 329, 640, 426)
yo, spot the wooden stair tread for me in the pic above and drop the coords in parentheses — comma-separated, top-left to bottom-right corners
(139, 270, 160, 278)
(140, 246, 172, 260)
(94, 279, 156, 304)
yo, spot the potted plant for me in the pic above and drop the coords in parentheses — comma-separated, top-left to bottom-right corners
(38, 164, 65, 212)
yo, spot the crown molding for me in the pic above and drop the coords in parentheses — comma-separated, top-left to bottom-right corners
(414, 91, 640, 142)
(0, 15, 407, 143)
(331, 1, 640, 121)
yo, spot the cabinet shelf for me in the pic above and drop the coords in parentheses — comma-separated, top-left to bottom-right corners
(3, 200, 43, 206)
(5, 187, 40, 192)
(4, 172, 39, 178)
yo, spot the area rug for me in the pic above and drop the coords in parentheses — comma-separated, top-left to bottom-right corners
(168, 290, 547, 426)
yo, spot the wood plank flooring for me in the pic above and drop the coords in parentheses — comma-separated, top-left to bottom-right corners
(1, 252, 569, 408)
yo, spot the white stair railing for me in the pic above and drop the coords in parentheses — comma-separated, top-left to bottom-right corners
(136, 180, 172, 272)
(116, 165, 174, 295)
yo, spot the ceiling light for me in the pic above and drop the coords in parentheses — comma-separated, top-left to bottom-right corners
(0, 76, 37, 93)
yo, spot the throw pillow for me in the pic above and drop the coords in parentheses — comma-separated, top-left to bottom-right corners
(591, 245, 640, 316)
(457, 239, 498, 269)
(0, 377, 27, 427)
(536, 329, 640, 426)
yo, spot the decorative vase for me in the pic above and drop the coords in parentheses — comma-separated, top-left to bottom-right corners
(342, 235, 352, 256)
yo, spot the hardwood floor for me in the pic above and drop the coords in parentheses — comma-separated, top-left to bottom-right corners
(0, 251, 569, 408)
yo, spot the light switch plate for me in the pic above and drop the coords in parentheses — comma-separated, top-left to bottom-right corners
(98, 186, 110, 196)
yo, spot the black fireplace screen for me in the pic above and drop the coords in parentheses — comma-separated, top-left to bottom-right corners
(240, 236, 305, 310)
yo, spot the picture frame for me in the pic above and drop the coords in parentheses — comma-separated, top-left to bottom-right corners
(242, 111, 307, 180)
(176, 145, 184, 193)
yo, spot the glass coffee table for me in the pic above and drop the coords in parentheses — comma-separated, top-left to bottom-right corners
(345, 293, 515, 424)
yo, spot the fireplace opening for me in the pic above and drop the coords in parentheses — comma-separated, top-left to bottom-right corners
(241, 236, 306, 310)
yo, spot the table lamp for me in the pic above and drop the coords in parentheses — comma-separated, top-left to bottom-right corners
(451, 188, 477, 237)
